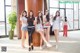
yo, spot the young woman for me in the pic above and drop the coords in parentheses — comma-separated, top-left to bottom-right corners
(52, 10, 61, 49)
(35, 11, 52, 49)
(20, 11, 28, 48)
(43, 10, 50, 42)
(63, 17, 70, 37)
(27, 10, 35, 51)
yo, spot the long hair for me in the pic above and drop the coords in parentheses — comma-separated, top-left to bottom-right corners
(37, 11, 43, 24)
(20, 10, 27, 18)
(65, 17, 67, 22)
(28, 10, 34, 22)
(46, 13, 50, 22)
(44, 10, 50, 22)
(28, 10, 34, 18)
(45, 10, 49, 19)
(53, 10, 60, 21)
(46, 13, 49, 17)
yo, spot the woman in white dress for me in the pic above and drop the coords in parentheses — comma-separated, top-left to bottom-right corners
(52, 10, 61, 49)
(35, 11, 52, 49)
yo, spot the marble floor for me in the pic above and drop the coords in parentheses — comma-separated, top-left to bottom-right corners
(0, 30, 80, 53)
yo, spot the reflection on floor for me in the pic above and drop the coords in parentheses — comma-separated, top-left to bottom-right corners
(0, 31, 80, 53)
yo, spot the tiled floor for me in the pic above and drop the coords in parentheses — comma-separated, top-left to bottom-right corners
(0, 31, 80, 53)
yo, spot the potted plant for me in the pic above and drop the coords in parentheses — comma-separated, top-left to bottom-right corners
(8, 11, 17, 39)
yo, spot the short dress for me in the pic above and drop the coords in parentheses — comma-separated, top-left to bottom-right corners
(35, 17, 43, 31)
(20, 17, 28, 31)
(52, 17, 60, 31)
(36, 23, 43, 31)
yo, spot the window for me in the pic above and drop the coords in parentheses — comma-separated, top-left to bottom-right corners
(60, 9, 65, 30)
(66, 9, 73, 30)
(0, 0, 5, 35)
(6, 7, 11, 23)
(60, 2, 65, 8)
(0, 22, 5, 35)
(50, 0, 59, 7)
(49, 0, 80, 30)
(79, 10, 80, 29)
(0, 0, 11, 36)
(79, 3, 80, 9)
(66, 2, 73, 8)
(6, 7, 11, 35)
(74, 3, 78, 19)
(0, 0, 5, 21)
(6, 0, 11, 35)
(50, 8, 59, 16)
(5, 0, 11, 5)
(74, 3, 78, 29)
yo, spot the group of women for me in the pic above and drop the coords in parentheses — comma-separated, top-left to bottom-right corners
(20, 10, 62, 51)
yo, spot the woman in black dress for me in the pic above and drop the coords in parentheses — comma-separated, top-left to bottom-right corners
(27, 10, 35, 51)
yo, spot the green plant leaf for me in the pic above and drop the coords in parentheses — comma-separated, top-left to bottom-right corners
(8, 11, 17, 31)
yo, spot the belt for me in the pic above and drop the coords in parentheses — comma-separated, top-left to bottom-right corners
(27, 26, 35, 28)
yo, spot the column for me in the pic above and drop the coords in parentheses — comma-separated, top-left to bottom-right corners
(17, 0, 25, 39)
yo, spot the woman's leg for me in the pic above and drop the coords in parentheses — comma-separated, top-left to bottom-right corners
(44, 29, 46, 35)
(39, 35, 43, 49)
(28, 27, 35, 51)
(38, 31, 52, 47)
(46, 27, 50, 42)
(30, 27, 35, 49)
(54, 29, 59, 48)
(26, 31, 28, 46)
(44, 29, 47, 40)
(21, 31, 26, 48)
(54, 29, 59, 43)
(40, 34, 43, 47)
(28, 28, 32, 51)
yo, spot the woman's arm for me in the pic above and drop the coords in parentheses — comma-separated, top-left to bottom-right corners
(33, 17, 37, 26)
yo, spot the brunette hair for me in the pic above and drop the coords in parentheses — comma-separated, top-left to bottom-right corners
(45, 10, 49, 15)
(28, 10, 34, 18)
(20, 10, 27, 18)
(28, 10, 35, 22)
(53, 10, 60, 20)
(37, 11, 43, 24)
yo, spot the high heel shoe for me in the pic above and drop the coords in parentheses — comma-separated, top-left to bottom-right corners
(31, 45, 34, 50)
(46, 43, 52, 47)
(29, 47, 31, 51)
